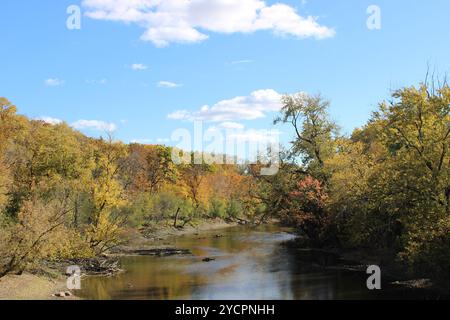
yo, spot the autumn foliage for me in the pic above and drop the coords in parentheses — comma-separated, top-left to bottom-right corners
(268, 80, 449, 282)
(0, 79, 448, 283)
(280, 176, 328, 245)
(0, 98, 256, 277)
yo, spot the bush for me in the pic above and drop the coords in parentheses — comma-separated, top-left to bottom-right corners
(401, 217, 450, 283)
(0, 199, 79, 277)
(126, 192, 194, 227)
(86, 210, 125, 255)
(209, 198, 226, 219)
(226, 199, 243, 219)
(280, 176, 329, 246)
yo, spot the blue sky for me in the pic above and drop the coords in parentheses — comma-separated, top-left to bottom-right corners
(1, 0, 449, 150)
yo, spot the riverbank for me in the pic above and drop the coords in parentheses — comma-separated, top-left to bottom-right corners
(111, 219, 239, 256)
(0, 219, 238, 300)
(0, 273, 78, 300)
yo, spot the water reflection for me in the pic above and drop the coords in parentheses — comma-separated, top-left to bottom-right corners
(79, 225, 415, 300)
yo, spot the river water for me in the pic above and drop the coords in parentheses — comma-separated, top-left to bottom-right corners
(78, 225, 424, 300)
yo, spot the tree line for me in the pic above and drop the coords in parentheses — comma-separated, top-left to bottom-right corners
(0, 79, 449, 283)
(0, 100, 258, 277)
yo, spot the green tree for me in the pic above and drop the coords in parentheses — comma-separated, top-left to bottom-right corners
(373, 82, 450, 279)
(275, 93, 338, 182)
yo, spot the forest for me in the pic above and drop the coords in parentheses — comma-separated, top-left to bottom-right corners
(0, 80, 449, 285)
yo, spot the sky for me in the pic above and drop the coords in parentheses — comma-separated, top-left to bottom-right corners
(1, 0, 449, 154)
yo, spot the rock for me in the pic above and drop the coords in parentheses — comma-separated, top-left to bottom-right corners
(65, 291, 73, 297)
(54, 292, 67, 297)
(202, 257, 216, 262)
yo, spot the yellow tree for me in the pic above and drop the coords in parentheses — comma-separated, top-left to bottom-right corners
(0, 98, 17, 210)
(124, 144, 176, 194)
(178, 152, 213, 212)
(86, 136, 128, 254)
(373, 82, 450, 278)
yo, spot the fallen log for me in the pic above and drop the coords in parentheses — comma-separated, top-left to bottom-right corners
(132, 248, 191, 257)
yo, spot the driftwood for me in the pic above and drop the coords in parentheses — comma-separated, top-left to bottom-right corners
(202, 257, 216, 262)
(234, 217, 250, 225)
(62, 258, 123, 276)
(132, 248, 191, 257)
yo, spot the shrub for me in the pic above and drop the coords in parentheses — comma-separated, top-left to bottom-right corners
(226, 199, 243, 219)
(400, 217, 450, 283)
(0, 199, 76, 277)
(125, 192, 195, 228)
(209, 198, 226, 219)
(280, 176, 329, 245)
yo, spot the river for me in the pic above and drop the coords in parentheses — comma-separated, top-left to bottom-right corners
(78, 225, 426, 300)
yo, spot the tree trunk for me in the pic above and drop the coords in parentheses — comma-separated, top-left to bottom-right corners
(173, 207, 181, 228)
(73, 198, 79, 228)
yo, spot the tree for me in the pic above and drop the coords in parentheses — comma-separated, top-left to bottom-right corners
(373, 82, 450, 279)
(375, 83, 449, 211)
(86, 136, 128, 254)
(324, 136, 394, 248)
(250, 159, 301, 224)
(275, 93, 338, 182)
(0, 98, 18, 210)
(4, 120, 89, 219)
(124, 144, 176, 194)
(0, 198, 77, 277)
(279, 176, 328, 245)
(178, 152, 213, 211)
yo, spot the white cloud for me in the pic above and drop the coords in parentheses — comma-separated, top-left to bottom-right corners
(131, 63, 148, 71)
(72, 120, 117, 132)
(227, 129, 281, 143)
(45, 78, 64, 87)
(85, 78, 107, 85)
(168, 89, 282, 122)
(168, 110, 191, 120)
(36, 116, 63, 125)
(157, 81, 182, 88)
(230, 59, 253, 65)
(219, 122, 245, 130)
(131, 138, 153, 144)
(82, 0, 335, 47)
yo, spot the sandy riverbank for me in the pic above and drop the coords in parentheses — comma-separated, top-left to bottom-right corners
(0, 273, 78, 300)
